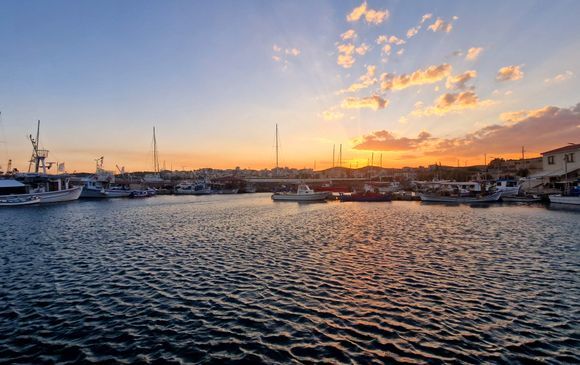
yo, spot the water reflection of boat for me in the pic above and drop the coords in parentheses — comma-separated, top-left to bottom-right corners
(272, 184, 328, 202)
(0, 195, 40, 207)
(339, 192, 392, 202)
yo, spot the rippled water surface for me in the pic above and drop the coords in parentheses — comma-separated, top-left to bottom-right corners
(1, 194, 579, 364)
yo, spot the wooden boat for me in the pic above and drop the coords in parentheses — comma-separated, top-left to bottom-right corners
(420, 191, 502, 203)
(0, 195, 40, 207)
(272, 184, 328, 202)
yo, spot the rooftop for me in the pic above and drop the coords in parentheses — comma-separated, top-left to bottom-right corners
(541, 143, 580, 155)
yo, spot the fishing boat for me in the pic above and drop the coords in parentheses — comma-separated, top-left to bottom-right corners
(494, 179, 522, 197)
(549, 183, 580, 205)
(549, 195, 580, 205)
(80, 157, 133, 198)
(271, 184, 328, 202)
(420, 190, 502, 203)
(1, 121, 82, 204)
(418, 181, 502, 203)
(131, 190, 149, 198)
(175, 181, 212, 195)
(339, 183, 392, 202)
(0, 195, 40, 207)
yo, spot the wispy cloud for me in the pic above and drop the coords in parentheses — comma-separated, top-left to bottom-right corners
(340, 65, 377, 93)
(406, 13, 432, 39)
(340, 29, 357, 41)
(336, 43, 356, 68)
(341, 95, 388, 110)
(496, 65, 524, 81)
(544, 70, 574, 83)
(353, 131, 432, 151)
(272, 44, 301, 68)
(465, 47, 483, 61)
(347, 1, 389, 25)
(427, 17, 456, 33)
(355, 43, 371, 56)
(320, 108, 345, 121)
(446, 70, 477, 90)
(380, 64, 452, 91)
(412, 90, 490, 116)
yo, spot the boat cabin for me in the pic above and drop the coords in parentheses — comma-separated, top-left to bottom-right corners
(0, 180, 27, 195)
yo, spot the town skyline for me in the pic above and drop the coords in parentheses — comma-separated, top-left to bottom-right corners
(1, 1, 579, 172)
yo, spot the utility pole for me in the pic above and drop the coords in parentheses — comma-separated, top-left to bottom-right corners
(371, 152, 374, 167)
(380, 153, 383, 168)
(339, 144, 342, 167)
(332, 144, 335, 168)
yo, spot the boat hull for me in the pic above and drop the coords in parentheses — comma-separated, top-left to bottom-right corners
(0, 196, 41, 206)
(0, 186, 82, 204)
(175, 189, 212, 195)
(549, 195, 580, 205)
(80, 187, 109, 199)
(420, 191, 502, 203)
(105, 189, 133, 198)
(271, 192, 328, 202)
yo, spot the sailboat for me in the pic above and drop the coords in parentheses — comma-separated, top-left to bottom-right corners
(2, 120, 82, 203)
(143, 127, 163, 183)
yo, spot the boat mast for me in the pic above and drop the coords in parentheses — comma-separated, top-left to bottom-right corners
(153, 126, 159, 174)
(28, 120, 46, 174)
(275, 123, 279, 176)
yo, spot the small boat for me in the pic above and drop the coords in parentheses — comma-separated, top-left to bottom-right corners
(0, 195, 41, 207)
(175, 181, 212, 195)
(131, 190, 149, 198)
(339, 192, 392, 202)
(494, 179, 522, 197)
(420, 190, 502, 203)
(549, 194, 580, 205)
(272, 184, 328, 202)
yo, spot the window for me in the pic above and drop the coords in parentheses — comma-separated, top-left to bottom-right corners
(566, 153, 575, 163)
(548, 156, 555, 164)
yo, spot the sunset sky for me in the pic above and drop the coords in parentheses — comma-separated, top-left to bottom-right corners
(1, 0, 579, 172)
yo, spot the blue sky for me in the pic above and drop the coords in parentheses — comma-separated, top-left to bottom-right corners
(1, 0, 579, 171)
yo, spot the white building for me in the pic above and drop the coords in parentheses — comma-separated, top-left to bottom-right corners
(528, 144, 579, 192)
(541, 144, 579, 177)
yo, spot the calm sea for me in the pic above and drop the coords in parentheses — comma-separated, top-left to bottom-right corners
(0, 194, 578, 364)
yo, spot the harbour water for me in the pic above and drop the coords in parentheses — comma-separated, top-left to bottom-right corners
(0, 194, 578, 363)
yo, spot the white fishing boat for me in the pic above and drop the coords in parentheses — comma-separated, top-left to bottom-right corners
(0, 195, 40, 207)
(494, 179, 522, 197)
(271, 184, 328, 202)
(1, 121, 82, 204)
(175, 181, 212, 195)
(80, 157, 132, 198)
(548, 194, 580, 205)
